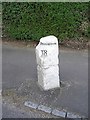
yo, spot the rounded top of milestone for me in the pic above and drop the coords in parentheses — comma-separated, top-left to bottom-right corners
(40, 35, 58, 45)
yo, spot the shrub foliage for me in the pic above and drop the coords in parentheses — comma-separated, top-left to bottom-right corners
(2, 2, 89, 41)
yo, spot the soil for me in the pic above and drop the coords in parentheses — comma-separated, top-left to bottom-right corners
(2, 37, 89, 50)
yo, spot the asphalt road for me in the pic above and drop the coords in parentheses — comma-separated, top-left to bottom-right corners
(2, 44, 88, 118)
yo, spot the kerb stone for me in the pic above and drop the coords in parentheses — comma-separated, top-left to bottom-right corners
(52, 109, 66, 118)
(38, 104, 52, 114)
(67, 112, 81, 118)
(24, 101, 38, 109)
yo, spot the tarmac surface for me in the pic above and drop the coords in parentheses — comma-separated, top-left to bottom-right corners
(2, 44, 88, 118)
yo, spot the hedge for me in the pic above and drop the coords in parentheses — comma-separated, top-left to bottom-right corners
(2, 2, 89, 41)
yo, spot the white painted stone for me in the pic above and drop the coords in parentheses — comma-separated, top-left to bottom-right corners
(37, 65, 59, 90)
(36, 35, 60, 90)
(24, 101, 38, 109)
(52, 109, 66, 118)
(67, 112, 81, 118)
(38, 105, 52, 113)
(36, 36, 59, 68)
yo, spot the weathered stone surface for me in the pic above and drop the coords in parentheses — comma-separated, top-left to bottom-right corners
(38, 105, 52, 114)
(52, 109, 66, 118)
(37, 65, 60, 90)
(24, 101, 38, 109)
(36, 35, 60, 90)
(36, 36, 59, 68)
(67, 112, 81, 118)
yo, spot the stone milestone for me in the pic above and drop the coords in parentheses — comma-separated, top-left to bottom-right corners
(36, 35, 60, 90)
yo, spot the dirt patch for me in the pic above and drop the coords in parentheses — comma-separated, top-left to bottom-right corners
(61, 39, 89, 50)
(2, 37, 89, 50)
(2, 38, 38, 48)
(2, 89, 28, 108)
(2, 89, 57, 118)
